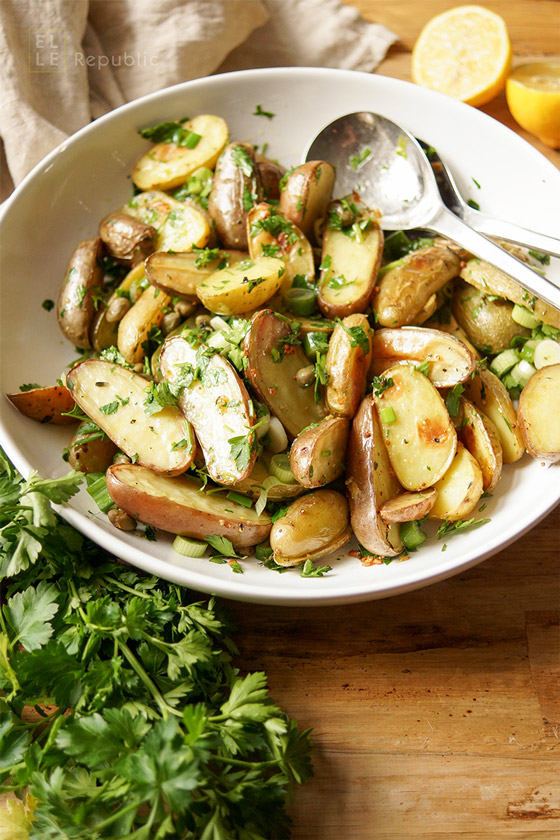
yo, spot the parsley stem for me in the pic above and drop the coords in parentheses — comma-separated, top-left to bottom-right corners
(211, 755, 280, 768)
(93, 798, 144, 832)
(116, 639, 181, 720)
(104, 575, 152, 599)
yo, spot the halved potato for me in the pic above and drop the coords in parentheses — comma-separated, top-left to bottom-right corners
(462, 368, 524, 463)
(518, 364, 560, 463)
(408, 292, 439, 326)
(106, 463, 271, 549)
(297, 317, 335, 335)
(452, 281, 530, 353)
(159, 335, 256, 484)
(132, 114, 229, 191)
(208, 142, 261, 249)
(66, 359, 195, 476)
(98, 212, 157, 266)
(91, 263, 145, 353)
(7, 385, 75, 425)
(374, 245, 460, 327)
(122, 190, 210, 252)
(278, 161, 335, 243)
(66, 421, 118, 474)
(270, 489, 351, 567)
(345, 395, 403, 556)
(289, 415, 349, 488)
(145, 250, 247, 298)
(318, 212, 383, 318)
(460, 258, 560, 329)
(256, 158, 285, 201)
(326, 314, 374, 417)
(247, 203, 315, 293)
(244, 310, 326, 438)
(373, 363, 457, 491)
(118, 285, 172, 365)
(370, 326, 476, 388)
(458, 397, 503, 491)
(230, 458, 305, 501)
(195, 256, 285, 316)
(424, 312, 480, 359)
(429, 443, 484, 521)
(380, 488, 437, 523)
(57, 237, 104, 349)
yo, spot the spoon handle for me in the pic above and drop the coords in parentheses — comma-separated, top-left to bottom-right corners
(430, 206, 560, 312)
(460, 207, 560, 258)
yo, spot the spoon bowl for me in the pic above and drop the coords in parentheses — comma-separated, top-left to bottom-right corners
(305, 111, 560, 311)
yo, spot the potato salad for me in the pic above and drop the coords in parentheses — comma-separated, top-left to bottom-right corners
(8, 113, 560, 573)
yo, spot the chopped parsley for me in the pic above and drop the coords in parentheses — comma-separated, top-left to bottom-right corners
(253, 104, 275, 119)
(348, 147, 372, 170)
(231, 145, 254, 177)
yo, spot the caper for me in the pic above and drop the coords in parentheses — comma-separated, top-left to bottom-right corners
(174, 300, 196, 318)
(161, 311, 182, 335)
(195, 313, 212, 330)
(107, 507, 137, 531)
(295, 365, 315, 388)
(105, 296, 131, 323)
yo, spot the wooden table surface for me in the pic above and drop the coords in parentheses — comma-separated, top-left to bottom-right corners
(225, 3, 560, 837)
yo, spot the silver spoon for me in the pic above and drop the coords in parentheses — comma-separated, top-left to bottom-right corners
(418, 139, 560, 257)
(304, 112, 560, 311)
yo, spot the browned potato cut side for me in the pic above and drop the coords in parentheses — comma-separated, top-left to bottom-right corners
(373, 364, 457, 491)
(374, 245, 460, 327)
(57, 237, 104, 349)
(244, 310, 325, 438)
(247, 203, 315, 293)
(208, 142, 261, 250)
(270, 489, 351, 566)
(159, 335, 256, 484)
(345, 395, 403, 557)
(7, 385, 76, 425)
(122, 190, 210, 253)
(290, 415, 350, 488)
(67, 422, 118, 474)
(118, 285, 172, 365)
(458, 397, 503, 491)
(132, 114, 229, 191)
(452, 281, 530, 353)
(318, 213, 383, 318)
(380, 488, 437, 523)
(370, 326, 476, 388)
(145, 250, 247, 298)
(429, 443, 484, 521)
(326, 314, 374, 417)
(278, 161, 335, 243)
(106, 463, 271, 549)
(518, 364, 560, 463)
(99, 212, 157, 266)
(462, 368, 524, 464)
(66, 359, 195, 476)
(460, 258, 560, 329)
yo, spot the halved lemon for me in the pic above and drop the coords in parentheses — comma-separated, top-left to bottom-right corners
(506, 63, 560, 148)
(412, 5, 512, 107)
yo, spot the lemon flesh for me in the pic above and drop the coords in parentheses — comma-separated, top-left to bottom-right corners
(506, 63, 560, 148)
(412, 5, 512, 107)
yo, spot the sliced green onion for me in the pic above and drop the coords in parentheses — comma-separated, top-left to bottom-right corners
(210, 315, 230, 332)
(518, 338, 541, 363)
(534, 338, 560, 369)
(303, 331, 330, 360)
(226, 490, 254, 508)
(379, 405, 397, 424)
(284, 287, 316, 317)
(490, 348, 519, 377)
(511, 304, 541, 329)
(207, 331, 229, 351)
(172, 535, 207, 557)
(255, 475, 282, 516)
(86, 473, 114, 513)
(269, 453, 296, 483)
(510, 360, 536, 387)
(400, 520, 427, 551)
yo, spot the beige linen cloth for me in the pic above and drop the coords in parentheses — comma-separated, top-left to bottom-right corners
(0, 0, 397, 200)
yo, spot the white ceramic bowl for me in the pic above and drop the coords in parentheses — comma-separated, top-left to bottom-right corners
(1, 68, 559, 605)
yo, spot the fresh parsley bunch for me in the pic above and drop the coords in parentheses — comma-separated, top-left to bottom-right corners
(0, 449, 313, 839)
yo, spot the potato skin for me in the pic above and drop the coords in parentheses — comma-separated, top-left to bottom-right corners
(279, 161, 335, 243)
(208, 142, 261, 249)
(57, 237, 104, 349)
(106, 463, 271, 549)
(270, 489, 351, 566)
(374, 245, 460, 327)
(290, 415, 350, 488)
(67, 422, 118, 474)
(99, 212, 157, 266)
(345, 395, 402, 556)
(458, 397, 503, 491)
(326, 314, 374, 417)
(452, 281, 530, 354)
(7, 385, 76, 425)
(380, 488, 437, 523)
(518, 364, 560, 463)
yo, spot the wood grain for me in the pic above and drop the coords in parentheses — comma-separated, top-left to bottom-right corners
(226, 4, 560, 836)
